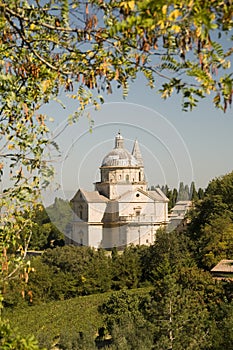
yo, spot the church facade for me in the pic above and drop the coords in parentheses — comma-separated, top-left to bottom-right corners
(70, 132, 169, 249)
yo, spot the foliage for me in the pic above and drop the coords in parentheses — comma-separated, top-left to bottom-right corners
(158, 182, 204, 211)
(45, 197, 73, 238)
(111, 245, 146, 290)
(41, 246, 113, 295)
(0, 319, 44, 350)
(100, 290, 144, 332)
(2, 245, 148, 307)
(211, 302, 233, 350)
(140, 228, 194, 283)
(3, 229, 233, 349)
(190, 181, 199, 201)
(187, 171, 233, 269)
(99, 231, 226, 350)
(58, 330, 97, 350)
(29, 202, 66, 250)
(143, 277, 212, 350)
(100, 270, 224, 350)
(3, 292, 105, 348)
(100, 290, 153, 350)
(177, 182, 190, 201)
(3, 288, 151, 349)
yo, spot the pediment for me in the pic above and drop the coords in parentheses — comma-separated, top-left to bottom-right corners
(116, 188, 154, 203)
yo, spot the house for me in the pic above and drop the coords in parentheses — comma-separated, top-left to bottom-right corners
(167, 200, 192, 232)
(211, 259, 233, 280)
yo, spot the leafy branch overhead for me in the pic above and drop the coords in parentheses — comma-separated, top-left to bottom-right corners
(0, 0, 232, 116)
(0, 0, 231, 191)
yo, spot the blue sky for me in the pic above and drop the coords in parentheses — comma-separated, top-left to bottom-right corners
(41, 73, 233, 206)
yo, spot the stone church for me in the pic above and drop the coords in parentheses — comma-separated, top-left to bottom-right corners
(70, 132, 169, 249)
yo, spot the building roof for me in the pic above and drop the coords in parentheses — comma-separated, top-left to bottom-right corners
(72, 189, 109, 203)
(102, 148, 138, 167)
(101, 132, 139, 167)
(171, 201, 192, 212)
(110, 186, 168, 203)
(211, 259, 233, 273)
(132, 139, 143, 166)
(148, 188, 170, 202)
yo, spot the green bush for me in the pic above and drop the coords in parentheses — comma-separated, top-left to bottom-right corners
(0, 320, 45, 350)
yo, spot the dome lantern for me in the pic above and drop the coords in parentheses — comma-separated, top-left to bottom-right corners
(115, 131, 124, 149)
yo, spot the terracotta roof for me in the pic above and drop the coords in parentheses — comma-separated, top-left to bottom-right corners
(211, 259, 233, 273)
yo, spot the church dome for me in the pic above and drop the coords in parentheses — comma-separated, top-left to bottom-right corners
(102, 149, 138, 167)
(101, 132, 138, 167)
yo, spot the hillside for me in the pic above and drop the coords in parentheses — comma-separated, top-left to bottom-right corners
(3, 288, 151, 349)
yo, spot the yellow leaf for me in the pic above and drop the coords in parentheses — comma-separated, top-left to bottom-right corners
(195, 27, 201, 38)
(81, 276, 86, 282)
(30, 23, 35, 30)
(171, 24, 181, 33)
(158, 20, 165, 30)
(168, 9, 181, 21)
(128, 0, 135, 10)
(162, 5, 167, 15)
(41, 80, 50, 93)
(87, 50, 95, 58)
(188, 0, 194, 7)
(8, 144, 15, 150)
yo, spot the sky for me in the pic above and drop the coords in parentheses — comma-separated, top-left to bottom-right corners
(41, 73, 233, 207)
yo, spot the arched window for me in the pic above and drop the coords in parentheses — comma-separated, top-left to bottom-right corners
(126, 174, 129, 182)
(139, 172, 141, 181)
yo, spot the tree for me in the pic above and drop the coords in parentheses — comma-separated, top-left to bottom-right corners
(143, 274, 212, 350)
(161, 185, 174, 211)
(46, 198, 73, 235)
(41, 245, 112, 296)
(191, 214, 233, 269)
(187, 171, 233, 268)
(100, 290, 153, 349)
(140, 228, 194, 284)
(198, 187, 205, 200)
(139, 231, 220, 350)
(177, 182, 190, 201)
(171, 188, 178, 207)
(111, 245, 145, 290)
(190, 181, 198, 201)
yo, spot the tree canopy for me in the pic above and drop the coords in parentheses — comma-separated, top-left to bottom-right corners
(187, 171, 233, 269)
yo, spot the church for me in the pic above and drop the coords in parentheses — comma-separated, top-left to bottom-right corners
(70, 132, 169, 249)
